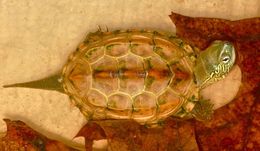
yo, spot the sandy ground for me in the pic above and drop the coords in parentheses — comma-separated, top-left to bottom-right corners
(0, 0, 259, 150)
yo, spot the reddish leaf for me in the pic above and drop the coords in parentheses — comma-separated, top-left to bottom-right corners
(244, 86, 260, 150)
(170, 12, 260, 150)
(0, 119, 78, 151)
(77, 118, 198, 151)
(169, 12, 260, 50)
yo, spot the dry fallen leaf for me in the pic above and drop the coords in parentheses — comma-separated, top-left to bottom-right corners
(169, 12, 260, 50)
(76, 118, 198, 151)
(0, 119, 78, 151)
(170, 12, 260, 150)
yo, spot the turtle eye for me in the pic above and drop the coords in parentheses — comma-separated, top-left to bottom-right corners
(222, 56, 230, 63)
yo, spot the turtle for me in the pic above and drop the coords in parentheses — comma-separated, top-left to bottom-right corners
(3, 30, 236, 124)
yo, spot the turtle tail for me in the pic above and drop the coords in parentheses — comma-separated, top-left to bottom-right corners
(3, 74, 65, 93)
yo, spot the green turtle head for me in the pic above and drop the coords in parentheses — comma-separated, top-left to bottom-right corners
(194, 40, 236, 87)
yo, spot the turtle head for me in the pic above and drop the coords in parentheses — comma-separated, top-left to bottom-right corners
(194, 40, 235, 88)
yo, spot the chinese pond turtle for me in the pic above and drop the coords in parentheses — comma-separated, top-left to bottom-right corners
(3, 30, 236, 124)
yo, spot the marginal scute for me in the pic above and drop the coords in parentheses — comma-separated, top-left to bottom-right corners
(108, 93, 132, 110)
(103, 34, 127, 44)
(67, 60, 91, 97)
(132, 92, 157, 119)
(106, 93, 132, 118)
(153, 37, 185, 61)
(130, 35, 154, 57)
(157, 88, 182, 117)
(182, 43, 194, 54)
(87, 89, 107, 107)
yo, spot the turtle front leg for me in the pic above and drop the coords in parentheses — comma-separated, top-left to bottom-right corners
(175, 96, 214, 121)
(190, 98, 214, 121)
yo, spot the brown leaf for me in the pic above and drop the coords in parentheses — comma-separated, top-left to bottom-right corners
(77, 118, 198, 151)
(170, 12, 260, 150)
(169, 12, 260, 50)
(244, 86, 260, 150)
(0, 119, 77, 151)
(195, 92, 254, 150)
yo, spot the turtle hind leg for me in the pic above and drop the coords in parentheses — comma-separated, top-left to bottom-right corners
(84, 26, 111, 44)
